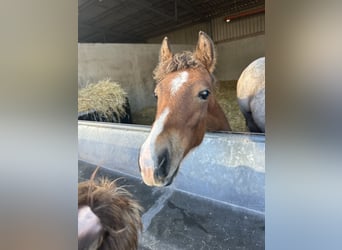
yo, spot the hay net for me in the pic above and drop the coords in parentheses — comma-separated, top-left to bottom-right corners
(78, 79, 127, 120)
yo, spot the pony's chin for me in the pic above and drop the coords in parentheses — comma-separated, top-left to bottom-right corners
(150, 176, 173, 187)
(161, 178, 173, 186)
(141, 174, 172, 187)
(141, 162, 180, 187)
(151, 171, 178, 187)
(161, 168, 179, 186)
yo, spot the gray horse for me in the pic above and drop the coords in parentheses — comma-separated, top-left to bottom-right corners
(237, 57, 265, 133)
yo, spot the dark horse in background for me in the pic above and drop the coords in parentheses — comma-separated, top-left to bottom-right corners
(139, 31, 231, 187)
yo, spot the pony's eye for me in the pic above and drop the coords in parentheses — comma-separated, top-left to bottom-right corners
(198, 90, 210, 100)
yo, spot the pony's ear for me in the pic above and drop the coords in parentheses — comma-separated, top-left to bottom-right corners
(159, 37, 173, 63)
(194, 31, 216, 73)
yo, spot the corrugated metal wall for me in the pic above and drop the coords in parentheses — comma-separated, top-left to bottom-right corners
(147, 13, 265, 44)
(147, 22, 211, 44)
(212, 13, 264, 43)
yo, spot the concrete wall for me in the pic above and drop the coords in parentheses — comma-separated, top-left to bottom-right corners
(215, 34, 265, 81)
(78, 43, 193, 113)
(78, 34, 264, 113)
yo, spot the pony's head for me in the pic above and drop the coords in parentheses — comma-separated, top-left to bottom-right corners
(139, 31, 230, 187)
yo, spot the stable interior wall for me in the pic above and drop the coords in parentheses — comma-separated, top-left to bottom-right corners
(146, 12, 265, 81)
(78, 34, 264, 115)
(78, 43, 193, 114)
(215, 34, 265, 81)
(147, 34, 265, 81)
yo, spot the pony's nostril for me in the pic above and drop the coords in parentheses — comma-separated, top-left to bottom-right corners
(155, 150, 170, 179)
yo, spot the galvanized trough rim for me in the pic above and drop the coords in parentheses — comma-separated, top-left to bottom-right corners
(78, 121, 265, 213)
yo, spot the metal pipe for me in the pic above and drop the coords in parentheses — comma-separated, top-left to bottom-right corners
(225, 7, 265, 22)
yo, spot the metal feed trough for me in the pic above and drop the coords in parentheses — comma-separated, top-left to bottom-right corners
(78, 121, 265, 249)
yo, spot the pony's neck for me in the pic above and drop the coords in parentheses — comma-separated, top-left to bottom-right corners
(206, 98, 231, 132)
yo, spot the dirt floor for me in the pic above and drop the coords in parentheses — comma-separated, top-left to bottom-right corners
(132, 80, 247, 132)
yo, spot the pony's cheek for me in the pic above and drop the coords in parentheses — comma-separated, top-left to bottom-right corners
(185, 110, 204, 128)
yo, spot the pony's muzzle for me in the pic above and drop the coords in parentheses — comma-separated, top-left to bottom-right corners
(154, 149, 170, 184)
(139, 145, 172, 186)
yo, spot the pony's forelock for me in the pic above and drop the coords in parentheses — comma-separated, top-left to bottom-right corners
(153, 51, 205, 83)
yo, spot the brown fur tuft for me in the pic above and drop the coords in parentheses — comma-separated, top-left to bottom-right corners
(153, 31, 217, 83)
(78, 170, 143, 250)
(153, 51, 203, 83)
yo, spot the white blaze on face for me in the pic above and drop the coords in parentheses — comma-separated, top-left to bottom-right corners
(171, 71, 189, 95)
(139, 108, 170, 181)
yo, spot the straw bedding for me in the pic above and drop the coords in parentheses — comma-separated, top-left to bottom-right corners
(214, 80, 248, 132)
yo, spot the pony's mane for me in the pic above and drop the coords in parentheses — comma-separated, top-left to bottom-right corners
(153, 51, 205, 83)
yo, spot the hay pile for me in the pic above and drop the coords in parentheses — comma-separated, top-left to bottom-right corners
(78, 79, 128, 121)
(215, 80, 248, 132)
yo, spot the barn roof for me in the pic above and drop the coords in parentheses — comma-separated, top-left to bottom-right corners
(79, 0, 265, 43)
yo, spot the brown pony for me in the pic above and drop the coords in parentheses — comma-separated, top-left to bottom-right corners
(139, 31, 231, 187)
(78, 168, 143, 250)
